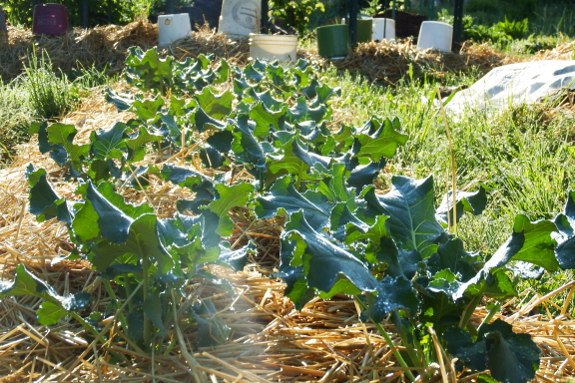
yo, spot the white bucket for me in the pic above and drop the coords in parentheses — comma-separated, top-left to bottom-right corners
(218, 0, 260, 36)
(158, 14, 191, 47)
(249, 34, 297, 64)
(417, 21, 453, 52)
(372, 18, 395, 41)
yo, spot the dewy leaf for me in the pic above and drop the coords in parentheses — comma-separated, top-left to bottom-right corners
(256, 177, 332, 230)
(195, 87, 234, 120)
(91, 214, 173, 274)
(283, 211, 379, 298)
(0, 265, 91, 326)
(46, 123, 90, 165)
(553, 191, 575, 269)
(365, 276, 419, 322)
(436, 186, 487, 225)
(90, 122, 128, 160)
(131, 95, 165, 121)
(0, 264, 52, 298)
(27, 169, 59, 219)
(37, 301, 68, 326)
(230, 114, 267, 171)
(96, 182, 153, 219)
(422, 269, 467, 326)
(455, 228, 525, 301)
(480, 319, 540, 383)
(511, 215, 558, 271)
(143, 296, 167, 337)
(125, 125, 163, 162)
(106, 89, 134, 111)
(208, 183, 254, 236)
(250, 102, 285, 135)
(85, 182, 134, 244)
(218, 242, 254, 271)
(355, 117, 408, 161)
(365, 175, 445, 259)
(443, 326, 487, 371)
(426, 237, 480, 282)
(346, 159, 387, 193)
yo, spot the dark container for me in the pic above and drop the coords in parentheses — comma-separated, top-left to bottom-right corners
(374, 9, 426, 39)
(32, 4, 68, 36)
(180, 0, 222, 31)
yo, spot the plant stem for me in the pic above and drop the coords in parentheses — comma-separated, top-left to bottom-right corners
(102, 279, 128, 329)
(355, 298, 416, 381)
(373, 320, 416, 382)
(70, 311, 101, 339)
(459, 283, 486, 330)
(477, 302, 501, 332)
(142, 255, 151, 349)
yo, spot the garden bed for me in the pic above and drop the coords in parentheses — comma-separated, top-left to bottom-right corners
(1, 20, 575, 383)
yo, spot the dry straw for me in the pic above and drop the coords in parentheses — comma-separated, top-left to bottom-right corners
(1, 20, 575, 382)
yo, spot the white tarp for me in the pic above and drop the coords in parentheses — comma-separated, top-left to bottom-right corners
(445, 60, 575, 116)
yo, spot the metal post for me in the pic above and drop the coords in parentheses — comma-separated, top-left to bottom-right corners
(392, 0, 396, 20)
(452, 0, 464, 52)
(166, 0, 175, 14)
(81, 0, 89, 28)
(32, 0, 39, 21)
(427, 0, 434, 20)
(349, 0, 358, 47)
(261, 0, 268, 33)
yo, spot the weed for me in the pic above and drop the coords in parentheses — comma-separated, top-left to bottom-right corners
(23, 48, 79, 119)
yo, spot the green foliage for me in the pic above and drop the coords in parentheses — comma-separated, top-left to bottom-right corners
(0, 80, 34, 162)
(463, 16, 528, 44)
(268, 0, 325, 35)
(19, 47, 575, 382)
(496, 16, 528, 40)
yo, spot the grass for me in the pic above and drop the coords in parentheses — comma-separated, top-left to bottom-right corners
(0, 80, 34, 163)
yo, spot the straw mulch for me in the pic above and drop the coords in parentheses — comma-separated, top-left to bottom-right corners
(2, 20, 575, 383)
(2, 18, 573, 85)
(0, 21, 251, 83)
(4, 18, 567, 86)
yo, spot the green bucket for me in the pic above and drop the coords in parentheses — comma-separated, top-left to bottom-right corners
(316, 24, 351, 59)
(345, 15, 373, 43)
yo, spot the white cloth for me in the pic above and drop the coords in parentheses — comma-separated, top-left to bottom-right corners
(445, 60, 575, 116)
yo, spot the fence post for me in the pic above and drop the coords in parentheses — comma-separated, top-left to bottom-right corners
(81, 0, 89, 27)
(166, 0, 175, 14)
(349, 0, 357, 47)
(452, 0, 464, 52)
(261, 0, 268, 33)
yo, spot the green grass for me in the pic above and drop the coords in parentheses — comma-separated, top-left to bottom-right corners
(0, 80, 34, 163)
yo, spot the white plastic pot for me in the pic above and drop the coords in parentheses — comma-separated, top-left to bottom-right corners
(249, 34, 297, 64)
(372, 18, 395, 41)
(417, 21, 453, 52)
(158, 14, 191, 47)
(219, 0, 260, 36)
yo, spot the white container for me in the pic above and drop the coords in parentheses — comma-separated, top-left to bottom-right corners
(158, 14, 191, 47)
(218, 0, 260, 36)
(417, 21, 453, 52)
(372, 18, 395, 41)
(249, 34, 297, 64)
